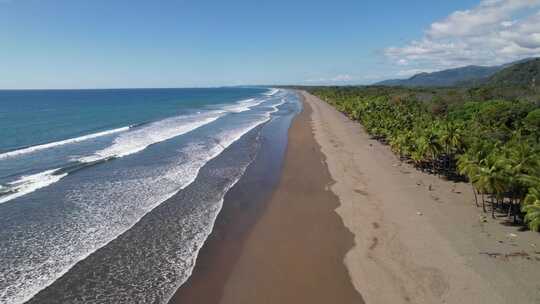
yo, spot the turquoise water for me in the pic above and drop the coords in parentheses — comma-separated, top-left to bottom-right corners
(0, 87, 300, 304)
(0, 88, 265, 153)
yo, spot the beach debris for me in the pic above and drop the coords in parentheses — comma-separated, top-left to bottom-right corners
(416, 211, 423, 216)
(369, 237, 379, 250)
(479, 215, 488, 223)
(451, 186, 462, 194)
(480, 252, 502, 258)
(428, 184, 433, 191)
(354, 189, 369, 196)
(480, 251, 532, 261)
(507, 233, 518, 238)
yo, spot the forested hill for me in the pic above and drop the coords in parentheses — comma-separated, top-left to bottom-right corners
(375, 58, 537, 88)
(376, 65, 502, 87)
(487, 58, 540, 88)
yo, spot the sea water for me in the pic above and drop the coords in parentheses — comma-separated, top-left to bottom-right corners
(0, 87, 300, 304)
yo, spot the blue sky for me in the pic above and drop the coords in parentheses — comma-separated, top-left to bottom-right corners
(2, 0, 539, 89)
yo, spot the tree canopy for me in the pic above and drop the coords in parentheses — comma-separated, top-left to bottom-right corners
(309, 86, 540, 231)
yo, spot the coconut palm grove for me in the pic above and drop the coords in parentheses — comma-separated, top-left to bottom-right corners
(307, 77, 540, 232)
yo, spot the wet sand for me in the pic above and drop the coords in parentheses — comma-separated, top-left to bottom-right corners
(169, 121, 286, 303)
(217, 95, 364, 304)
(171, 93, 363, 304)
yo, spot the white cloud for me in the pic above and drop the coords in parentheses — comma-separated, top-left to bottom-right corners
(396, 69, 436, 77)
(385, 0, 540, 70)
(397, 59, 409, 66)
(501, 20, 517, 27)
(305, 74, 355, 84)
(427, 0, 539, 38)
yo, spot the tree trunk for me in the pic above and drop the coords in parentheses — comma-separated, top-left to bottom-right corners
(491, 197, 497, 219)
(507, 198, 514, 220)
(472, 185, 479, 207)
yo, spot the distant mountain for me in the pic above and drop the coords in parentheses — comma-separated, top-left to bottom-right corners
(375, 58, 537, 88)
(486, 58, 540, 87)
(375, 65, 503, 87)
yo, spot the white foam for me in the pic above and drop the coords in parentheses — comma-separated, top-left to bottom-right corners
(2, 110, 275, 304)
(0, 127, 130, 160)
(78, 112, 223, 163)
(164, 176, 245, 304)
(270, 98, 286, 113)
(222, 98, 261, 113)
(161, 102, 292, 302)
(264, 88, 280, 96)
(0, 113, 221, 204)
(0, 169, 68, 204)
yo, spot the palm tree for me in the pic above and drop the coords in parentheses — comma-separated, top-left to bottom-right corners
(457, 152, 480, 207)
(438, 121, 464, 174)
(390, 131, 413, 159)
(522, 187, 540, 231)
(467, 151, 509, 217)
(421, 126, 442, 173)
(500, 137, 540, 221)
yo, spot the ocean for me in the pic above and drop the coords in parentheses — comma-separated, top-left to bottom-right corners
(0, 87, 301, 304)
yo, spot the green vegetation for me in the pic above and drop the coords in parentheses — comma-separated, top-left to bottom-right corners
(308, 86, 540, 231)
(488, 58, 540, 88)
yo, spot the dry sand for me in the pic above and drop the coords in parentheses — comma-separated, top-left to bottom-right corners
(302, 91, 540, 304)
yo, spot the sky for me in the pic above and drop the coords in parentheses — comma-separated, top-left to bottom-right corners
(1, 0, 540, 89)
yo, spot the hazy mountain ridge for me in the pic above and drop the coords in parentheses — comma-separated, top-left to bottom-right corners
(376, 58, 536, 87)
(486, 58, 540, 88)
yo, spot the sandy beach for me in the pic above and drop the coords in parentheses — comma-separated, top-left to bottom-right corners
(172, 90, 540, 304)
(171, 92, 362, 304)
(303, 91, 540, 304)
(7, 3, 540, 303)
(216, 94, 363, 304)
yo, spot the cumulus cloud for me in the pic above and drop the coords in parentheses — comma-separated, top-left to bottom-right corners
(385, 0, 540, 70)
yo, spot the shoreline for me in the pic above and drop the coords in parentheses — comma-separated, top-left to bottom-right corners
(171, 90, 540, 304)
(169, 111, 290, 303)
(169, 90, 302, 303)
(216, 94, 363, 304)
(171, 92, 363, 303)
